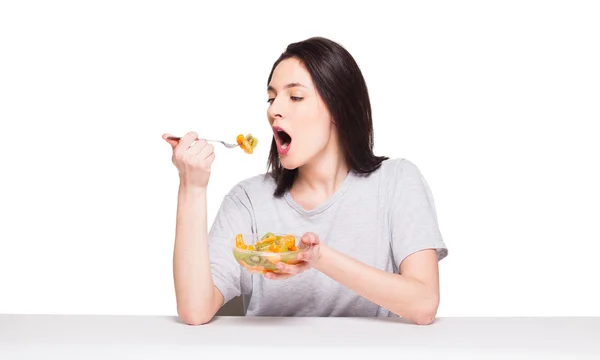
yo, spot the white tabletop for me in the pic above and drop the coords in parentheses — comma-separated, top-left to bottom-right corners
(1, 314, 599, 359)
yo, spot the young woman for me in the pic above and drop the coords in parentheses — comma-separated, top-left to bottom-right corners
(163, 37, 448, 325)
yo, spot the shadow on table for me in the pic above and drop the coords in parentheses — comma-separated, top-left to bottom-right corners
(215, 295, 245, 316)
(210, 296, 417, 325)
(170, 294, 419, 326)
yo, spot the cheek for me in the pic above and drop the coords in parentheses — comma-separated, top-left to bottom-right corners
(312, 114, 332, 141)
(295, 117, 331, 154)
(305, 103, 331, 129)
(301, 112, 328, 133)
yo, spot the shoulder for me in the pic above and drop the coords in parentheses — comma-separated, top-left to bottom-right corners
(211, 172, 276, 218)
(376, 158, 435, 205)
(377, 157, 424, 181)
(223, 171, 277, 201)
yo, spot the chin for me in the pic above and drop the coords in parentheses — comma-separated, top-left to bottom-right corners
(275, 137, 323, 170)
(277, 151, 307, 169)
(279, 156, 302, 170)
(279, 151, 314, 171)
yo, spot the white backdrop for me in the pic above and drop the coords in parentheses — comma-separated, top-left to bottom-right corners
(1, 0, 598, 317)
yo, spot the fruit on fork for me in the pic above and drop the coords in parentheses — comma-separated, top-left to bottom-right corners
(237, 134, 258, 154)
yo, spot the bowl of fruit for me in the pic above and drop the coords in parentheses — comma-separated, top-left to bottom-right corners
(232, 232, 310, 274)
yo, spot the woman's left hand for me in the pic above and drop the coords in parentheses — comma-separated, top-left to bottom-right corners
(264, 232, 322, 280)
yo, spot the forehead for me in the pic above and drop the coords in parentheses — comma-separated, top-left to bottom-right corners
(268, 58, 313, 90)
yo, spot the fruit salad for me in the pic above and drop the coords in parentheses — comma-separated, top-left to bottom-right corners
(232, 232, 306, 274)
(236, 134, 258, 154)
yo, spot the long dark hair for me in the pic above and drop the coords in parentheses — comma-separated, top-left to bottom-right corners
(266, 36, 388, 197)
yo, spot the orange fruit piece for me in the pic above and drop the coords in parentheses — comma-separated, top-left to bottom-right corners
(236, 134, 245, 146)
(241, 139, 253, 154)
(235, 234, 245, 248)
(283, 235, 295, 249)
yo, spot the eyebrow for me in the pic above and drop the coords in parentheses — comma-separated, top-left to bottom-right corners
(267, 82, 308, 92)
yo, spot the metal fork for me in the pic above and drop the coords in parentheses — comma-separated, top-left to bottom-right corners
(166, 136, 239, 148)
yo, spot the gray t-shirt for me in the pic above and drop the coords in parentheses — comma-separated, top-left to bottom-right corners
(208, 157, 448, 317)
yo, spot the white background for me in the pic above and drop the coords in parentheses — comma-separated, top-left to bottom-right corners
(1, 0, 598, 317)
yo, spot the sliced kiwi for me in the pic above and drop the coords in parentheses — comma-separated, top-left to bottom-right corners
(246, 135, 258, 149)
(256, 235, 277, 251)
(247, 254, 262, 265)
(280, 252, 297, 264)
(258, 256, 270, 266)
(261, 232, 275, 241)
(262, 262, 277, 271)
(232, 250, 245, 261)
(255, 243, 271, 252)
(276, 241, 288, 252)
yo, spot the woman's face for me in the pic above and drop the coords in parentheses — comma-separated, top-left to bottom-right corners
(267, 57, 334, 170)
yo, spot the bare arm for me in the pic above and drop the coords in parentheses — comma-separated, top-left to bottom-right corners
(313, 245, 440, 325)
(172, 185, 223, 325)
(164, 131, 222, 325)
(274, 235, 441, 325)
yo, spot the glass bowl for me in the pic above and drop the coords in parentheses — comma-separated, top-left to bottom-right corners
(231, 232, 310, 274)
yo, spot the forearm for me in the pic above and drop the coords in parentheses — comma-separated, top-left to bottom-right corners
(313, 245, 439, 324)
(172, 185, 221, 324)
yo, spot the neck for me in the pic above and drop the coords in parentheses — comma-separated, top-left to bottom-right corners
(295, 138, 349, 198)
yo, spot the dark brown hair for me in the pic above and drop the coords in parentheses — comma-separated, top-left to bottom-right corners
(266, 37, 388, 197)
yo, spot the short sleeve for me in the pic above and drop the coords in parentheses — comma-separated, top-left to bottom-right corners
(390, 159, 448, 272)
(208, 191, 253, 305)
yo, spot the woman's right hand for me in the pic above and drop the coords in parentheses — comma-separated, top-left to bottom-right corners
(163, 131, 215, 189)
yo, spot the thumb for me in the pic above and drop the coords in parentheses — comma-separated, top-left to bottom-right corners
(162, 133, 179, 150)
(301, 232, 319, 246)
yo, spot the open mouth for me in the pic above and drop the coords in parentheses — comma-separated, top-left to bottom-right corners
(273, 126, 292, 154)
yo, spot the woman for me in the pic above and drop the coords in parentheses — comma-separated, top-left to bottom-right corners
(163, 37, 448, 325)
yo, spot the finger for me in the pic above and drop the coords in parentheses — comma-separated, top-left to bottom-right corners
(177, 131, 199, 152)
(196, 143, 214, 159)
(301, 232, 319, 245)
(275, 261, 310, 275)
(264, 271, 293, 280)
(296, 251, 312, 262)
(205, 151, 216, 164)
(162, 133, 180, 149)
(189, 139, 208, 154)
(299, 233, 319, 250)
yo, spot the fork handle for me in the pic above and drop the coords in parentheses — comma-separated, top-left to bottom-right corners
(167, 136, 220, 141)
(167, 136, 208, 141)
(166, 136, 228, 144)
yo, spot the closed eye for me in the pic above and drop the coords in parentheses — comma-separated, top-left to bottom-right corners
(267, 96, 304, 104)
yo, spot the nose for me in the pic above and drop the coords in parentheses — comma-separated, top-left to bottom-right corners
(267, 97, 285, 121)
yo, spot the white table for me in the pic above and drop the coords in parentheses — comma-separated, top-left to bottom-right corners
(1, 315, 599, 359)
